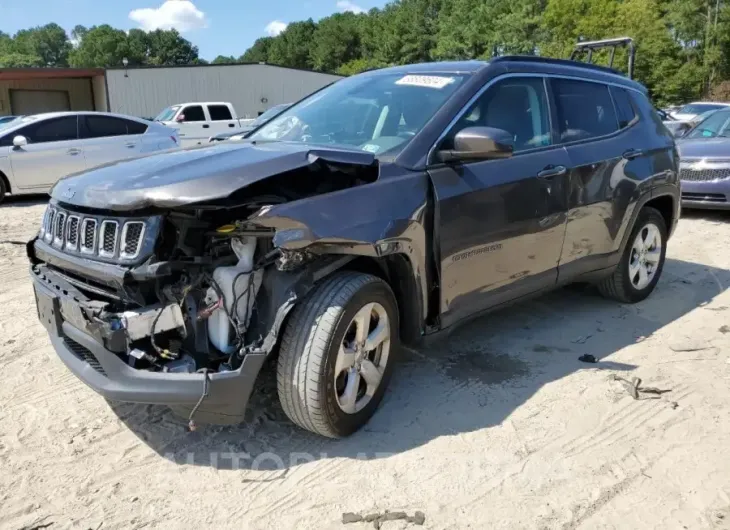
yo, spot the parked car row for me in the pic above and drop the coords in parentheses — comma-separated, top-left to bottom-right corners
(0, 100, 293, 203)
(676, 108, 730, 210)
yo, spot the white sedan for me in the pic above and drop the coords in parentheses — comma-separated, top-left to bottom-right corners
(0, 112, 179, 203)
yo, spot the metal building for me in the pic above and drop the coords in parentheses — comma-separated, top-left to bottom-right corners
(105, 63, 342, 119)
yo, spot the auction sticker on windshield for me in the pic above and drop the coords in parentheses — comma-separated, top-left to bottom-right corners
(395, 75, 455, 89)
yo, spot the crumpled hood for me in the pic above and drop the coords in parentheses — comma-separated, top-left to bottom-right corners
(50, 141, 376, 211)
(677, 137, 730, 159)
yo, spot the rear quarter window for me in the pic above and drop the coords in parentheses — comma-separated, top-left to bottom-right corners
(610, 87, 639, 129)
(126, 120, 148, 134)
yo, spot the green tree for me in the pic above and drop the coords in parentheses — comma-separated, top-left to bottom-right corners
(267, 19, 317, 69)
(145, 29, 199, 66)
(12, 23, 71, 66)
(68, 25, 129, 67)
(240, 37, 274, 63)
(212, 55, 237, 64)
(309, 12, 363, 72)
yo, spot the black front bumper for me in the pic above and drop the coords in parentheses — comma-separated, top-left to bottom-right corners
(31, 264, 267, 425)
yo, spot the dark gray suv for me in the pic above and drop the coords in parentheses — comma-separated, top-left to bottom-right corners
(28, 54, 680, 438)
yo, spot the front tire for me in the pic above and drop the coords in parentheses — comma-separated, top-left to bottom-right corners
(277, 272, 399, 438)
(598, 206, 667, 303)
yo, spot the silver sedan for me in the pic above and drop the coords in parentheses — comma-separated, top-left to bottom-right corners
(0, 112, 179, 203)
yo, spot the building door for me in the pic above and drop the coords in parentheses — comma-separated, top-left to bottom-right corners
(10, 89, 71, 115)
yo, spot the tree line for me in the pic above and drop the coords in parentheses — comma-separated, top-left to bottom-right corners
(2, 0, 730, 105)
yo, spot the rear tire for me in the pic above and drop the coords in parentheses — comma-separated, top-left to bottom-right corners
(597, 206, 667, 303)
(277, 271, 398, 438)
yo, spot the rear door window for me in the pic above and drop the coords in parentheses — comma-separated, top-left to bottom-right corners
(182, 105, 206, 122)
(207, 105, 233, 121)
(24, 116, 78, 143)
(552, 79, 619, 142)
(81, 115, 130, 138)
(610, 87, 638, 129)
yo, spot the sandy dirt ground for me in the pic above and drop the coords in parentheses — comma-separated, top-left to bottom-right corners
(1, 197, 730, 530)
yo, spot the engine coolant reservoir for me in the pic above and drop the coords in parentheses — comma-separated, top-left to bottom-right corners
(207, 237, 263, 354)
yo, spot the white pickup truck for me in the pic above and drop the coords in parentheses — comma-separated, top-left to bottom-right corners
(154, 102, 255, 147)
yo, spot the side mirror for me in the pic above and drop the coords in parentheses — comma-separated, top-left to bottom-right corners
(13, 135, 28, 148)
(175, 114, 185, 123)
(438, 126, 514, 162)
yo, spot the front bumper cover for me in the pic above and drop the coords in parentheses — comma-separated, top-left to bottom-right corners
(681, 179, 730, 210)
(31, 264, 267, 425)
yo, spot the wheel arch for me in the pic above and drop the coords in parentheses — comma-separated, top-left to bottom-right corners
(618, 189, 678, 256)
(643, 193, 675, 238)
(340, 254, 424, 346)
(250, 251, 427, 359)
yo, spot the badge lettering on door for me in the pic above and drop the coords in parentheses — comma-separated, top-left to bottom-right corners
(452, 243, 503, 263)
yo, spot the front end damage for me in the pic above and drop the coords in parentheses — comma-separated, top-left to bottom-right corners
(29, 144, 432, 427)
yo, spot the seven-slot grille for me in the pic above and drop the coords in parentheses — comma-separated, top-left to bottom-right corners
(40, 207, 147, 261)
(679, 167, 730, 182)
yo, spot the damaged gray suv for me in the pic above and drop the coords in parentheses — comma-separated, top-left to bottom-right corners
(29, 55, 680, 438)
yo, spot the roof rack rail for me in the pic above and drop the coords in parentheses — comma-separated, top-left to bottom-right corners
(570, 37, 635, 79)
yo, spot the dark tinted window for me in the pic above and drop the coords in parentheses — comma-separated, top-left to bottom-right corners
(553, 79, 619, 142)
(25, 116, 78, 143)
(443, 77, 551, 153)
(183, 105, 205, 122)
(82, 116, 129, 138)
(208, 105, 233, 121)
(126, 120, 148, 134)
(610, 87, 638, 129)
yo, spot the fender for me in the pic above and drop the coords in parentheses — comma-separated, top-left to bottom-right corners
(247, 167, 434, 329)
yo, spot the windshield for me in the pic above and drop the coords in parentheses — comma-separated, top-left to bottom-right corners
(0, 115, 38, 132)
(155, 106, 181, 122)
(686, 109, 730, 139)
(677, 103, 728, 115)
(249, 72, 468, 156)
(251, 104, 290, 127)
(0, 117, 20, 130)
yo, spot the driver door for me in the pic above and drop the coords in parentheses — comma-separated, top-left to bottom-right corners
(428, 76, 571, 327)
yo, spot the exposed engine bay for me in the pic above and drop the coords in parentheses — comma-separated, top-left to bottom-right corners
(30, 156, 380, 377)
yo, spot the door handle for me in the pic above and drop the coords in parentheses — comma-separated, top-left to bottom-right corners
(67, 148, 81, 155)
(125, 143, 137, 148)
(537, 165, 567, 179)
(228, 123, 235, 127)
(623, 148, 644, 160)
(202, 124, 210, 129)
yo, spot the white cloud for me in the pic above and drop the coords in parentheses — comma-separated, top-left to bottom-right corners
(336, 0, 366, 14)
(129, 1, 208, 33)
(265, 20, 288, 36)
